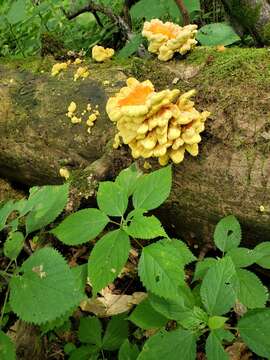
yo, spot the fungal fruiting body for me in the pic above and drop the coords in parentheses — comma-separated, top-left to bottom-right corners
(74, 66, 90, 81)
(92, 45, 115, 62)
(51, 62, 68, 76)
(142, 19, 197, 61)
(106, 78, 210, 166)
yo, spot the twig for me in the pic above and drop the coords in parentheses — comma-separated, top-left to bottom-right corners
(64, 1, 133, 41)
(175, 0, 190, 25)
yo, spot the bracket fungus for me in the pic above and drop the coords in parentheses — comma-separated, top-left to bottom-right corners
(106, 78, 210, 166)
(142, 19, 198, 61)
(92, 45, 115, 62)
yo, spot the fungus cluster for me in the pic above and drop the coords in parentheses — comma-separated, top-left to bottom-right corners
(142, 19, 197, 61)
(106, 78, 210, 166)
(66, 101, 100, 133)
(92, 45, 115, 62)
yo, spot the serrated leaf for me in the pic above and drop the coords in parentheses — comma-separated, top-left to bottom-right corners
(88, 230, 130, 295)
(102, 314, 128, 351)
(227, 247, 259, 268)
(208, 316, 228, 330)
(238, 309, 270, 358)
(118, 339, 139, 360)
(200, 257, 236, 315)
(138, 239, 185, 299)
(9, 247, 84, 324)
(69, 345, 99, 360)
(0, 331, 16, 360)
(115, 164, 142, 197)
(177, 306, 208, 331)
(129, 297, 167, 329)
(97, 181, 128, 217)
(232, 268, 268, 309)
(124, 213, 167, 239)
(193, 258, 217, 282)
(170, 239, 197, 265)
(26, 183, 69, 234)
(4, 231, 24, 260)
(40, 309, 73, 334)
(71, 264, 88, 294)
(52, 209, 109, 245)
(78, 317, 102, 347)
(0, 200, 16, 231)
(214, 215, 241, 252)
(205, 331, 229, 360)
(149, 285, 195, 320)
(133, 166, 172, 211)
(137, 328, 196, 360)
(254, 242, 270, 269)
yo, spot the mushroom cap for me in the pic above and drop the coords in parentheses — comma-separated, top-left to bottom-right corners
(92, 45, 115, 62)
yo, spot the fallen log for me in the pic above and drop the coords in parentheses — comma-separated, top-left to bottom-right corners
(1, 48, 270, 245)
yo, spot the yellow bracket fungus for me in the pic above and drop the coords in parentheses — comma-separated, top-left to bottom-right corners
(74, 66, 90, 81)
(142, 19, 197, 61)
(106, 77, 210, 166)
(51, 62, 68, 76)
(92, 45, 115, 62)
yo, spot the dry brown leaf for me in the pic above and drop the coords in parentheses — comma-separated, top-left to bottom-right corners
(80, 291, 147, 317)
(226, 341, 252, 360)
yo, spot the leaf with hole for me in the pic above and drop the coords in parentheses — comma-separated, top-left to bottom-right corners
(214, 215, 241, 252)
(9, 247, 84, 324)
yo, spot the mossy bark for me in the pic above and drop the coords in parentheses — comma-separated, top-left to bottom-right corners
(221, 0, 270, 45)
(1, 49, 270, 245)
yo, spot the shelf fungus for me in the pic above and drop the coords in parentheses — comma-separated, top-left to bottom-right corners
(106, 78, 210, 166)
(51, 62, 69, 76)
(142, 19, 197, 61)
(92, 45, 115, 62)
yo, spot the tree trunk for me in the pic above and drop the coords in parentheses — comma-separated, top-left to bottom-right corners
(221, 0, 270, 45)
(1, 48, 270, 245)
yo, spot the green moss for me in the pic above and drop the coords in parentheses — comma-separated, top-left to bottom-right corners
(230, 1, 261, 30)
(263, 23, 270, 44)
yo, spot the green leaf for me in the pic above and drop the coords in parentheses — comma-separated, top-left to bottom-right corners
(227, 247, 259, 268)
(208, 316, 228, 330)
(254, 242, 270, 269)
(129, 298, 167, 329)
(133, 166, 172, 211)
(170, 239, 197, 265)
(238, 309, 270, 358)
(205, 331, 229, 360)
(137, 328, 196, 360)
(71, 264, 88, 294)
(69, 345, 99, 360)
(115, 164, 142, 197)
(88, 230, 130, 295)
(26, 183, 69, 234)
(78, 317, 102, 347)
(6, 0, 27, 25)
(102, 315, 128, 351)
(124, 213, 167, 239)
(138, 239, 185, 299)
(64, 342, 76, 354)
(117, 34, 144, 59)
(196, 23, 241, 46)
(193, 258, 217, 282)
(214, 215, 241, 252)
(232, 268, 268, 309)
(149, 285, 195, 320)
(97, 181, 128, 217)
(4, 231, 24, 260)
(0, 331, 16, 360)
(52, 209, 109, 245)
(118, 339, 139, 360)
(177, 306, 208, 331)
(200, 257, 236, 315)
(0, 200, 16, 231)
(9, 247, 84, 324)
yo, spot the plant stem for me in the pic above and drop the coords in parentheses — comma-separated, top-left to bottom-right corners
(8, 23, 26, 57)
(0, 288, 10, 328)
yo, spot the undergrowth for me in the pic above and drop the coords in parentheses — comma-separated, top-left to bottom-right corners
(0, 164, 270, 359)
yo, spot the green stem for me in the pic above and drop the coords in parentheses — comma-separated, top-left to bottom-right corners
(8, 23, 26, 57)
(0, 288, 10, 328)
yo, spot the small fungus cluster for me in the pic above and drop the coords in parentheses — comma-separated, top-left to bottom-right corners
(51, 58, 90, 80)
(66, 101, 100, 133)
(106, 77, 210, 166)
(142, 19, 197, 61)
(92, 45, 115, 62)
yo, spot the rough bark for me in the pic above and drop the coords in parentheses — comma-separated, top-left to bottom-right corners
(1, 48, 270, 246)
(221, 0, 270, 45)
